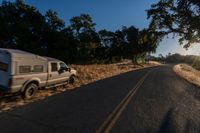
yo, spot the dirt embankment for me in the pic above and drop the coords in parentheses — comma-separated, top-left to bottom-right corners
(0, 62, 159, 112)
(173, 64, 200, 87)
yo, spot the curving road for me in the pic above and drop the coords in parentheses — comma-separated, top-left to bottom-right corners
(0, 65, 200, 133)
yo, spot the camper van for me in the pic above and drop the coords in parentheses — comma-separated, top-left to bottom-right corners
(0, 48, 76, 99)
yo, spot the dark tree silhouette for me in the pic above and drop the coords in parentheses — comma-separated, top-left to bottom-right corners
(0, 0, 159, 64)
(69, 14, 100, 63)
(147, 0, 200, 49)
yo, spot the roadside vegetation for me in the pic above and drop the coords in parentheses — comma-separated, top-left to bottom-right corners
(173, 64, 200, 87)
(165, 54, 200, 70)
(151, 53, 200, 70)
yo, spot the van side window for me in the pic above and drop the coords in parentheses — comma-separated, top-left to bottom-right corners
(51, 63, 58, 72)
(33, 65, 44, 72)
(0, 62, 8, 72)
(60, 62, 67, 69)
(19, 66, 31, 73)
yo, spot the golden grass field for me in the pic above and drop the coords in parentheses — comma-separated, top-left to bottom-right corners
(173, 64, 200, 87)
(0, 62, 159, 112)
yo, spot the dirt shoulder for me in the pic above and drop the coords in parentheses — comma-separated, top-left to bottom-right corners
(173, 64, 200, 87)
(0, 62, 160, 112)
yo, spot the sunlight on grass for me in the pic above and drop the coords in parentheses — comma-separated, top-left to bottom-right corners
(173, 64, 200, 87)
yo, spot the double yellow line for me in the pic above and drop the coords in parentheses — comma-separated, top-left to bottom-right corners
(96, 70, 152, 133)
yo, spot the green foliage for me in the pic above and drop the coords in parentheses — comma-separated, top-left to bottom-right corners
(0, 0, 159, 64)
(45, 9, 65, 31)
(148, 0, 200, 49)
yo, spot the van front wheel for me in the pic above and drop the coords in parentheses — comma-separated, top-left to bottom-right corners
(69, 75, 75, 84)
(22, 83, 38, 99)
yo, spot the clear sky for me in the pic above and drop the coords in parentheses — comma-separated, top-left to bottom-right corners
(2, 0, 200, 56)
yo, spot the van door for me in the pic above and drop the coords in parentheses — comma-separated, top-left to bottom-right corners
(47, 62, 70, 86)
(59, 62, 71, 80)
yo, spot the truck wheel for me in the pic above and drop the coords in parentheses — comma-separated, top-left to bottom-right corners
(69, 76, 75, 84)
(22, 83, 38, 99)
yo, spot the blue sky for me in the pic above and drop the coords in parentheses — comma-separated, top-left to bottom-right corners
(24, 0, 155, 30)
(2, 0, 200, 56)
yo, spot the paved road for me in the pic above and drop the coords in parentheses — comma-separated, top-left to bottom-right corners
(0, 65, 200, 133)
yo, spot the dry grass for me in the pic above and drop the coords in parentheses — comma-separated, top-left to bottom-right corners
(173, 64, 200, 87)
(72, 64, 141, 86)
(149, 61, 162, 65)
(0, 62, 159, 112)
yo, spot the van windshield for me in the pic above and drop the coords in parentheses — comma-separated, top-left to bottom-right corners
(0, 62, 8, 72)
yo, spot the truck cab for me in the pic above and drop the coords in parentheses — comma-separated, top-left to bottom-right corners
(47, 58, 76, 86)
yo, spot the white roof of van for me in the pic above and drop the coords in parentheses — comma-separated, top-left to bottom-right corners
(45, 57, 61, 62)
(0, 48, 46, 60)
(0, 48, 62, 62)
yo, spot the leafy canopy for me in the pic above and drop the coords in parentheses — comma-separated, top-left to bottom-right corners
(0, 0, 160, 64)
(148, 0, 200, 48)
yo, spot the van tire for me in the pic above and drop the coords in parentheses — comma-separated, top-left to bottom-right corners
(69, 75, 75, 84)
(22, 83, 38, 99)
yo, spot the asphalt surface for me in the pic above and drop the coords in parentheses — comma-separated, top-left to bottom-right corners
(0, 65, 200, 133)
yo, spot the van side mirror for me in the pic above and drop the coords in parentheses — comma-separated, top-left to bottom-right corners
(59, 67, 66, 72)
(66, 67, 71, 72)
(60, 67, 71, 72)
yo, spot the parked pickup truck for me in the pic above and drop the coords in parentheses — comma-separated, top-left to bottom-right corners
(0, 48, 76, 99)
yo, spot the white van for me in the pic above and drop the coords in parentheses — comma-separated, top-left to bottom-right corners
(0, 48, 76, 99)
